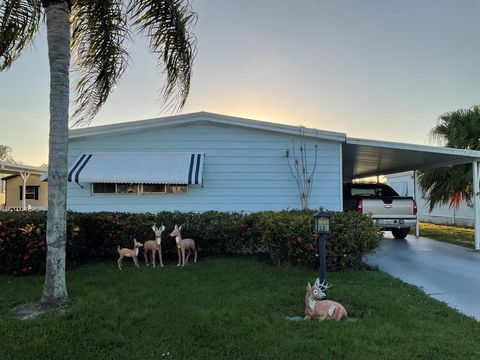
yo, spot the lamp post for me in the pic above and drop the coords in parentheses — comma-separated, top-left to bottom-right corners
(313, 207, 330, 297)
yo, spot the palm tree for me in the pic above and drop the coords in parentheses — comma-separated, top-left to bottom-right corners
(0, 0, 196, 309)
(419, 107, 480, 211)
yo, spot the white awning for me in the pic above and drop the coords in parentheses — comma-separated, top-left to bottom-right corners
(68, 153, 204, 185)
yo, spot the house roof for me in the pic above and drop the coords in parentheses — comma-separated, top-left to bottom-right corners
(68, 111, 480, 180)
(69, 111, 347, 143)
(1, 174, 19, 181)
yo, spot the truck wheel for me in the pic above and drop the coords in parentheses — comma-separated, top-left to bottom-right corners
(391, 228, 409, 239)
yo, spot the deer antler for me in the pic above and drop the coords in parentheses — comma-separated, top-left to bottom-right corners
(314, 278, 331, 291)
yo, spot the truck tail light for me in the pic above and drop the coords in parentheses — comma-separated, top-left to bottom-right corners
(356, 199, 363, 213)
(413, 199, 418, 216)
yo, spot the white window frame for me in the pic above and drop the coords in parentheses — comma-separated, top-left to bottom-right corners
(91, 183, 188, 196)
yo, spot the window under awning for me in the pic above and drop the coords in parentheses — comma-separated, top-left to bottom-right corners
(68, 153, 204, 185)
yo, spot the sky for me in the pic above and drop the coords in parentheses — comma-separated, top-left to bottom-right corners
(2, 0, 480, 165)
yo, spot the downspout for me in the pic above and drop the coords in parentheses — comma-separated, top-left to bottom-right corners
(339, 142, 343, 211)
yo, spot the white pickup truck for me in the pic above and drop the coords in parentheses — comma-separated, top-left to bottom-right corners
(343, 183, 417, 239)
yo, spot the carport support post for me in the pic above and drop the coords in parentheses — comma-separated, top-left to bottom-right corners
(473, 161, 480, 251)
(19, 171, 30, 211)
(414, 170, 419, 237)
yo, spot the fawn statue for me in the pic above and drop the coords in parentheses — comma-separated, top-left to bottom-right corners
(143, 224, 166, 267)
(117, 239, 143, 270)
(170, 224, 197, 266)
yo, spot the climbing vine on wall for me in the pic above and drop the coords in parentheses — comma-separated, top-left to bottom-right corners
(286, 127, 319, 210)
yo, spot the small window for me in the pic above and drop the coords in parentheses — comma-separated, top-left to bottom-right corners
(19, 186, 39, 200)
(142, 184, 166, 193)
(92, 183, 115, 194)
(25, 187, 36, 199)
(166, 184, 188, 194)
(117, 184, 139, 194)
(350, 188, 376, 197)
(349, 185, 399, 197)
(92, 183, 186, 195)
(390, 182, 408, 196)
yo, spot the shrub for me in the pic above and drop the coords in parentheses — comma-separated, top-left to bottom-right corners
(0, 210, 381, 275)
(255, 210, 382, 270)
(256, 210, 316, 266)
(327, 211, 383, 270)
(0, 220, 46, 275)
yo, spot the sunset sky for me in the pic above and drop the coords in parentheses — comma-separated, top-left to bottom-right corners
(2, 0, 480, 165)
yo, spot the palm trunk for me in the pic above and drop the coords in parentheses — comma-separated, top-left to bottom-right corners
(41, 1, 71, 308)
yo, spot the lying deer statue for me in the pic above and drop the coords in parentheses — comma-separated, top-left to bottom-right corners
(304, 278, 347, 321)
(117, 239, 143, 270)
(144, 224, 166, 267)
(170, 224, 197, 266)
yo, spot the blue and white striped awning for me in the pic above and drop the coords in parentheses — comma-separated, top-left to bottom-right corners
(68, 153, 204, 185)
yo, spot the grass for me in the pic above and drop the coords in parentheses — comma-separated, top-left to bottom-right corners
(0, 257, 479, 360)
(416, 222, 475, 248)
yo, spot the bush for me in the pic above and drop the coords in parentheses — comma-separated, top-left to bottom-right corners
(0, 210, 381, 275)
(256, 210, 316, 266)
(256, 210, 382, 270)
(0, 219, 46, 275)
(328, 211, 383, 270)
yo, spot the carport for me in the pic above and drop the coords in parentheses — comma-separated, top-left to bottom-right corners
(342, 137, 480, 250)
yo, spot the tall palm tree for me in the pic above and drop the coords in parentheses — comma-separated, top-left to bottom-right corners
(419, 107, 480, 211)
(0, 0, 196, 309)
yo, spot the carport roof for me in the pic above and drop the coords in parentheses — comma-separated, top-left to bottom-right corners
(0, 161, 46, 175)
(343, 137, 480, 180)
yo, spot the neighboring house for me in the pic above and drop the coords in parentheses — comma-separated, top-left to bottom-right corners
(2, 174, 48, 210)
(65, 112, 480, 214)
(0, 162, 48, 210)
(386, 171, 474, 227)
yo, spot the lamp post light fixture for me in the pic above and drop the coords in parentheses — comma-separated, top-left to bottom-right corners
(313, 207, 331, 297)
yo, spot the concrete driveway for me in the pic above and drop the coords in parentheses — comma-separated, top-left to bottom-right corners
(364, 234, 480, 320)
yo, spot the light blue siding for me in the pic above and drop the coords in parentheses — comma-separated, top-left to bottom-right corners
(67, 123, 342, 212)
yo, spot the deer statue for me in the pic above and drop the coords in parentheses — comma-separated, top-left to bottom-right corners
(143, 224, 166, 267)
(117, 239, 143, 270)
(304, 278, 347, 321)
(170, 224, 197, 266)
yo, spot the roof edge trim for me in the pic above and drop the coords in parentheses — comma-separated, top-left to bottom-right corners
(346, 137, 480, 158)
(69, 112, 346, 143)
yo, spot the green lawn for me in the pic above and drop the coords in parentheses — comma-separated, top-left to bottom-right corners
(0, 257, 479, 360)
(417, 222, 475, 248)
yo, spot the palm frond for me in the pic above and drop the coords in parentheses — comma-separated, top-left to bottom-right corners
(422, 106, 480, 210)
(419, 164, 472, 211)
(429, 107, 480, 149)
(0, 0, 42, 71)
(70, 0, 131, 126)
(129, 0, 197, 112)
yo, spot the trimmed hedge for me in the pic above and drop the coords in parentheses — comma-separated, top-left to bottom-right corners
(0, 210, 382, 275)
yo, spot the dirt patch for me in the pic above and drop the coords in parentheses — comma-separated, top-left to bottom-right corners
(8, 303, 67, 321)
